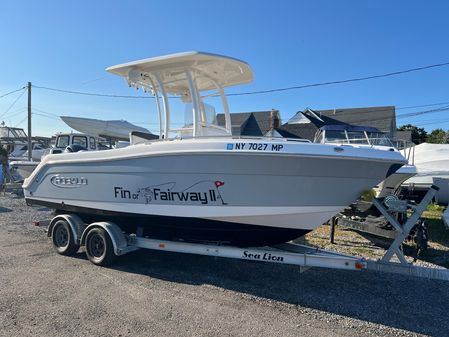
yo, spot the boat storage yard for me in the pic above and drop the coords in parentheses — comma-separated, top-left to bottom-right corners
(1, 51, 449, 337)
(2, 194, 449, 337)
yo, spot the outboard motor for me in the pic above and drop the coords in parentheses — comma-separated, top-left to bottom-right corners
(64, 144, 88, 153)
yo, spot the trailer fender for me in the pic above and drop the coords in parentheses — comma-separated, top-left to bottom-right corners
(80, 222, 131, 256)
(48, 214, 86, 245)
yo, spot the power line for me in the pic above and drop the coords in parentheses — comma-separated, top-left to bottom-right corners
(32, 111, 60, 120)
(9, 106, 27, 114)
(25, 104, 449, 129)
(411, 118, 449, 127)
(14, 116, 28, 127)
(0, 89, 26, 119)
(33, 107, 61, 117)
(397, 101, 449, 110)
(0, 87, 25, 100)
(405, 116, 449, 125)
(7, 108, 27, 119)
(33, 85, 153, 99)
(80, 75, 111, 85)
(294, 105, 449, 127)
(304, 102, 449, 121)
(32, 60, 449, 99)
(397, 105, 449, 119)
(31, 87, 449, 120)
(226, 61, 449, 96)
(331, 106, 449, 125)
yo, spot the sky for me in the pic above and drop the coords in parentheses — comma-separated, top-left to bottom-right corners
(1, 0, 449, 137)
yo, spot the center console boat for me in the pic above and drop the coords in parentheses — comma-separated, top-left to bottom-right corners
(23, 52, 407, 246)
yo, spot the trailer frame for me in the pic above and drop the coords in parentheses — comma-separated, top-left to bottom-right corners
(42, 201, 449, 281)
(46, 214, 366, 271)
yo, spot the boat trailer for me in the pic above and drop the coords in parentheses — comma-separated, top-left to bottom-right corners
(41, 213, 366, 272)
(36, 191, 449, 282)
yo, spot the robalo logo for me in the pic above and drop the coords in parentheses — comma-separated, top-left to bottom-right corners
(50, 175, 88, 188)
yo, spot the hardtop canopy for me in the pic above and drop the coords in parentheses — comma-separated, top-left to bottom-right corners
(106, 51, 253, 94)
(106, 51, 253, 139)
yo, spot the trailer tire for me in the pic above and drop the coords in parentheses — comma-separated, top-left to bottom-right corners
(51, 219, 79, 256)
(85, 227, 116, 266)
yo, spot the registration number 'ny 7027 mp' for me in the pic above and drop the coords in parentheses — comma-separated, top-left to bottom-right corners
(227, 143, 284, 151)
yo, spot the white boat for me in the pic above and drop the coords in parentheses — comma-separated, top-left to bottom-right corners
(1, 124, 49, 181)
(313, 125, 417, 198)
(60, 116, 152, 140)
(0, 124, 30, 158)
(1, 123, 50, 161)
(10, 132, 101, 180)
(404, 142, 449, 188)
(9, 161, 37, 181)
(401, 142, 449, 204)
(22, 51, 407, 246)
(9, 121, 150, 181)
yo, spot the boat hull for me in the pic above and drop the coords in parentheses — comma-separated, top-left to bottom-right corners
(10, 161, 39, 180)
(24, 139, 405, 246)
(29, 201, 308, 246)
(374, 164, 417, 198)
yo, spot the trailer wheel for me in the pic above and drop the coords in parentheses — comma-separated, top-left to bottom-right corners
(85, 228, 116, 266)
(51, 219, 79, 255)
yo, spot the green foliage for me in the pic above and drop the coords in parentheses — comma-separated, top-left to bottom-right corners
(426, 128, 447, 144)
(427, 203, 445, 212)
(360, 189, 376, 202)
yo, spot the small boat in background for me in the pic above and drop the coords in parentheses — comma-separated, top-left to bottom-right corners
(404, 142, 449, 189)
(402, 142, 449, 205)
(9, 116, 156, 180)
(0, 123, 50, 159)
(60, 116, 153, 140)
(10, 132, 101, 180)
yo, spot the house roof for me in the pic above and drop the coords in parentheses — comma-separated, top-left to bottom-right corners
(217, 110, 280, 136)
(217, 106, 397, 141)
(313, 106, 396, 135)
(395, 130, 412, 142)
(277, 123, 318, 140)
(277, 109, 350, 141)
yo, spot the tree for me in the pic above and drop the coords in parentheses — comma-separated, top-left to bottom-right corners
(397, 124, 427, 144)
(426, 128, 447, 144)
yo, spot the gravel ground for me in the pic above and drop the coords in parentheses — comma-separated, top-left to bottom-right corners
(1, 194, 449, 337)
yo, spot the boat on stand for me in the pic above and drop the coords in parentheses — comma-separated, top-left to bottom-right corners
(23, 51, 407, 247)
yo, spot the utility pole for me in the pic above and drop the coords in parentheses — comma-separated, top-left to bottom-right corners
(27, 82, 32, 161)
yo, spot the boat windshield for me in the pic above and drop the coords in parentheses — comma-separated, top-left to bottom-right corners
(56, 135, 70, 148)
(367, 131, 394, 146)
(315, 128, 394, 147)
(184, 102, 217, 126)
(147, 72, 231, 139)
(0, 127, 26, 138)
(14, 128, 27, 138)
